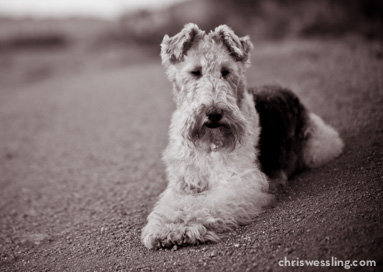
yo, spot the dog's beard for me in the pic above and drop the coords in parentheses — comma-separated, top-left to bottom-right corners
(187, 108, 246, 152)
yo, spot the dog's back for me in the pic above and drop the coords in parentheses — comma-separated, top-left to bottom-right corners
(250, 85, 344, 185)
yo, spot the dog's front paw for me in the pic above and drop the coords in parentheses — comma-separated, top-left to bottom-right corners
(141, 223, 219, 249)
(142, 226, 185, 249)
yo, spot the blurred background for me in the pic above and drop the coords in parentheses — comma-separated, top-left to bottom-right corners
(1, 2, 383, 270)
(0, 0, 382, 89)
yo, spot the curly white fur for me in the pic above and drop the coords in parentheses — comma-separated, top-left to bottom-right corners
(141, 24, 276, 249)
(142, 92, 274, 249)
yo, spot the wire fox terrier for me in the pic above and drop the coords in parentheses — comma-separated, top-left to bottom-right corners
(141, 23, 344, 249)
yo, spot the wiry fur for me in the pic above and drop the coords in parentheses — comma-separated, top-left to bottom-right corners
(141, 23, 344, 249)
(250, 85, 344, 191)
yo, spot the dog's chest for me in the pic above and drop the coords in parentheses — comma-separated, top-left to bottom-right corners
(191, 147, 258, 187)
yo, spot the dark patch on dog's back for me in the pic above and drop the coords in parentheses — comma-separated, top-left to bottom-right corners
(249, 85, 309, 179)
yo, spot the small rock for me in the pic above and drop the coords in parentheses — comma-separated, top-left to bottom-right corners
(284, 248, 294, 254)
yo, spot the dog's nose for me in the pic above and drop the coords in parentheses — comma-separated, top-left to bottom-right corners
(207, 110, 223, 122)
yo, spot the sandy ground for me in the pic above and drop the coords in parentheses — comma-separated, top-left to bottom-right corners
(0, 38, 382, 272)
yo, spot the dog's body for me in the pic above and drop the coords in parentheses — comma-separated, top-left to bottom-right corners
(141, 24, 344, 249)
(252, 85, 344, 190)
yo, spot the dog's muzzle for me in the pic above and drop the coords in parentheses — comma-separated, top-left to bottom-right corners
(187, 105, 246, 152)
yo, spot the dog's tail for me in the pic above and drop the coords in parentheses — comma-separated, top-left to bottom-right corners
(302, 113, 344, 168)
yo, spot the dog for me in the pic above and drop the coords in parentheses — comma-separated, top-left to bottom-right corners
(141, 23, 344, 249)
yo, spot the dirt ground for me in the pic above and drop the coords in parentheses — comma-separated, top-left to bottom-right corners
(0, 37, 382, 271)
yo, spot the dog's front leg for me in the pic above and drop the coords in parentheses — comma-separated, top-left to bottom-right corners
(141, 186, 220, 249)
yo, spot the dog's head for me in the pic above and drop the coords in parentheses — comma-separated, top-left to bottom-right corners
(161, 23, 253, 152)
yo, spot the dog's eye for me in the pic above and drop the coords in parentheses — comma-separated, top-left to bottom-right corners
(221, 69, 230, 78)
(191, 69, 202, 77)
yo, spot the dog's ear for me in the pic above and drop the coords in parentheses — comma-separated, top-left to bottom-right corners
(161, 23, 205, 65)
(213, 25, 253, 62)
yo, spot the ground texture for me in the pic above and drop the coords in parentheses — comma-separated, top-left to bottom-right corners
(0, 38, 382, 271)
